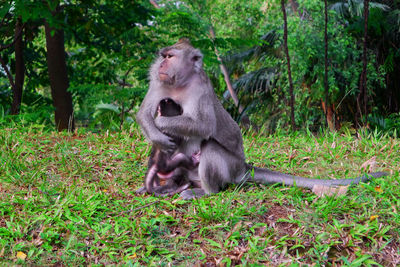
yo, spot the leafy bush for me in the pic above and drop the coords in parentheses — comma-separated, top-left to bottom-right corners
(369, 112, 400, 136)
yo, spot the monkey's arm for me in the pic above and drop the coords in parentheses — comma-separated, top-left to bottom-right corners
(136, 87, 177, 152)
(155, 115, 214, 139)
(154, 95, 216, 139)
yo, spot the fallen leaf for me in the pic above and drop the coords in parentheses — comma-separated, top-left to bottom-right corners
(361, 156, 377, 172)
(288, 150, 297, 161)
(312, 185, 349, 197)
(162, 210, 171, 216)
(16, 251, 27, 261)
(375, 185, 383, 193)
(127, 253, 137, 259)
(370, 215, 379, 221)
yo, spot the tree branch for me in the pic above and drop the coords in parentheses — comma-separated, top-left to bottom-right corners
(209, 27, 251, 128)
(0, 55, 16, 90)
(0, 23, 25, 51)
(149, 0, 160, 9)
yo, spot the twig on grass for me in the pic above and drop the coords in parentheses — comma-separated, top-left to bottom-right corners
(113, 200, 161, 217)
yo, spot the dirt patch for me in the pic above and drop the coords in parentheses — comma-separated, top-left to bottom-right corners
(373, 240, 400, 266)
(262, 203, 297, 236)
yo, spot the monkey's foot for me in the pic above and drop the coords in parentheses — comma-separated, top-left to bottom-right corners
(165, 183, 190, 196)
(180, 188, 206, 200)
(135, 186, 147, 194)
(191, 151, 201, 166)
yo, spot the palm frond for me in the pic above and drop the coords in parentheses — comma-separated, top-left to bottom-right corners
(223, 31, 278, 74)
(233, 67, 277, 94)
(387, 10, 400, 37)
(330, 0, 390, 19)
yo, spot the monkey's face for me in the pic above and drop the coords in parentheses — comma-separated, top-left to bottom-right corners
(156, 47, 203, 86)
(158, 48, 183, 84)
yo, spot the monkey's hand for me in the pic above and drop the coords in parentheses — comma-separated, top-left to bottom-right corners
(155, 115, 206, 138)
(150, 131, 177, 153)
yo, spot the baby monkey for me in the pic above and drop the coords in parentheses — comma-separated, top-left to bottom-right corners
(145, 98, 200, 195)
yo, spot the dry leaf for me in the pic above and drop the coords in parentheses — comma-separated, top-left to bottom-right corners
(370, 215, 379, 221)
(361, 156, 377, 172)
(162, 210, 171, 216)
(375, 185, 383, 193)
(127, 253, 137, 259)
(312, 185, 349, 197)
(331, 142, 336, 149)
(16, 251, 27, 261)
(288, 150, 297, 161)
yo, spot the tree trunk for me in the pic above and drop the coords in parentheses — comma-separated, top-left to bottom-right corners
(11, 18, 25, 115)
(289, 0, 299, 15)
(324, 0, 331, 130)
(281, 0, 296, 129)
(45, 14, 74, 131)
(209, 27, 251, 128)
(357, 0, 369, 126)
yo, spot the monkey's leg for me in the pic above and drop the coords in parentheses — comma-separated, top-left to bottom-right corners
(136, 186, 147, 194)
(180, 140, 245, 200)
(152, 179, 183, 196)
(145, 164, 159, 193)
(167, 183, 190, 196)
(153, 182, 190, 197)
(180, 188, 206, 199)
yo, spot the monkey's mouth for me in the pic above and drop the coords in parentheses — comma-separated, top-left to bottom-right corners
(157, 171, 174, 179)
(159, 73, 175, 84)
(159, 73, 169, 80)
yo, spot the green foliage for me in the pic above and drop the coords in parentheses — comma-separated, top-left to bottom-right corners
(0, 0, 154, 130)
(0, 99, 53, 129)
(368, 112, 400, 136)
(92, 103, 121, 130)
(0, 79, 12, 113)
(1, 0, 400, 130)
(330, 0, 389, 21)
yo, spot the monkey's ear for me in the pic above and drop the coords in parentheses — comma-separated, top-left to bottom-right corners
(191, 50, 203, 71)
(192, 55, 201, 61)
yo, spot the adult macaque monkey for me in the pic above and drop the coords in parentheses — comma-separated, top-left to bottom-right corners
(136, 39, 387, 199)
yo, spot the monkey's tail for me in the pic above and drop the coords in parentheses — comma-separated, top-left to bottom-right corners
(245, 164, 387, 189)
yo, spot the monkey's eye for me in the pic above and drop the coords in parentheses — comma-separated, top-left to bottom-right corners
(166, 54, 173, 59)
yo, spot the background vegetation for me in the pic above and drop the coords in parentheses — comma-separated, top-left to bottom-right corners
(1, 0, 400, 265)
(1, 0, 399, 132)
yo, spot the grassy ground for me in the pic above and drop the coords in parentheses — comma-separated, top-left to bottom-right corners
(1, 125, 399, 266)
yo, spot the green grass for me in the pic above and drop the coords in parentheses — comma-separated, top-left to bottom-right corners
(1, 125, 399, 266)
